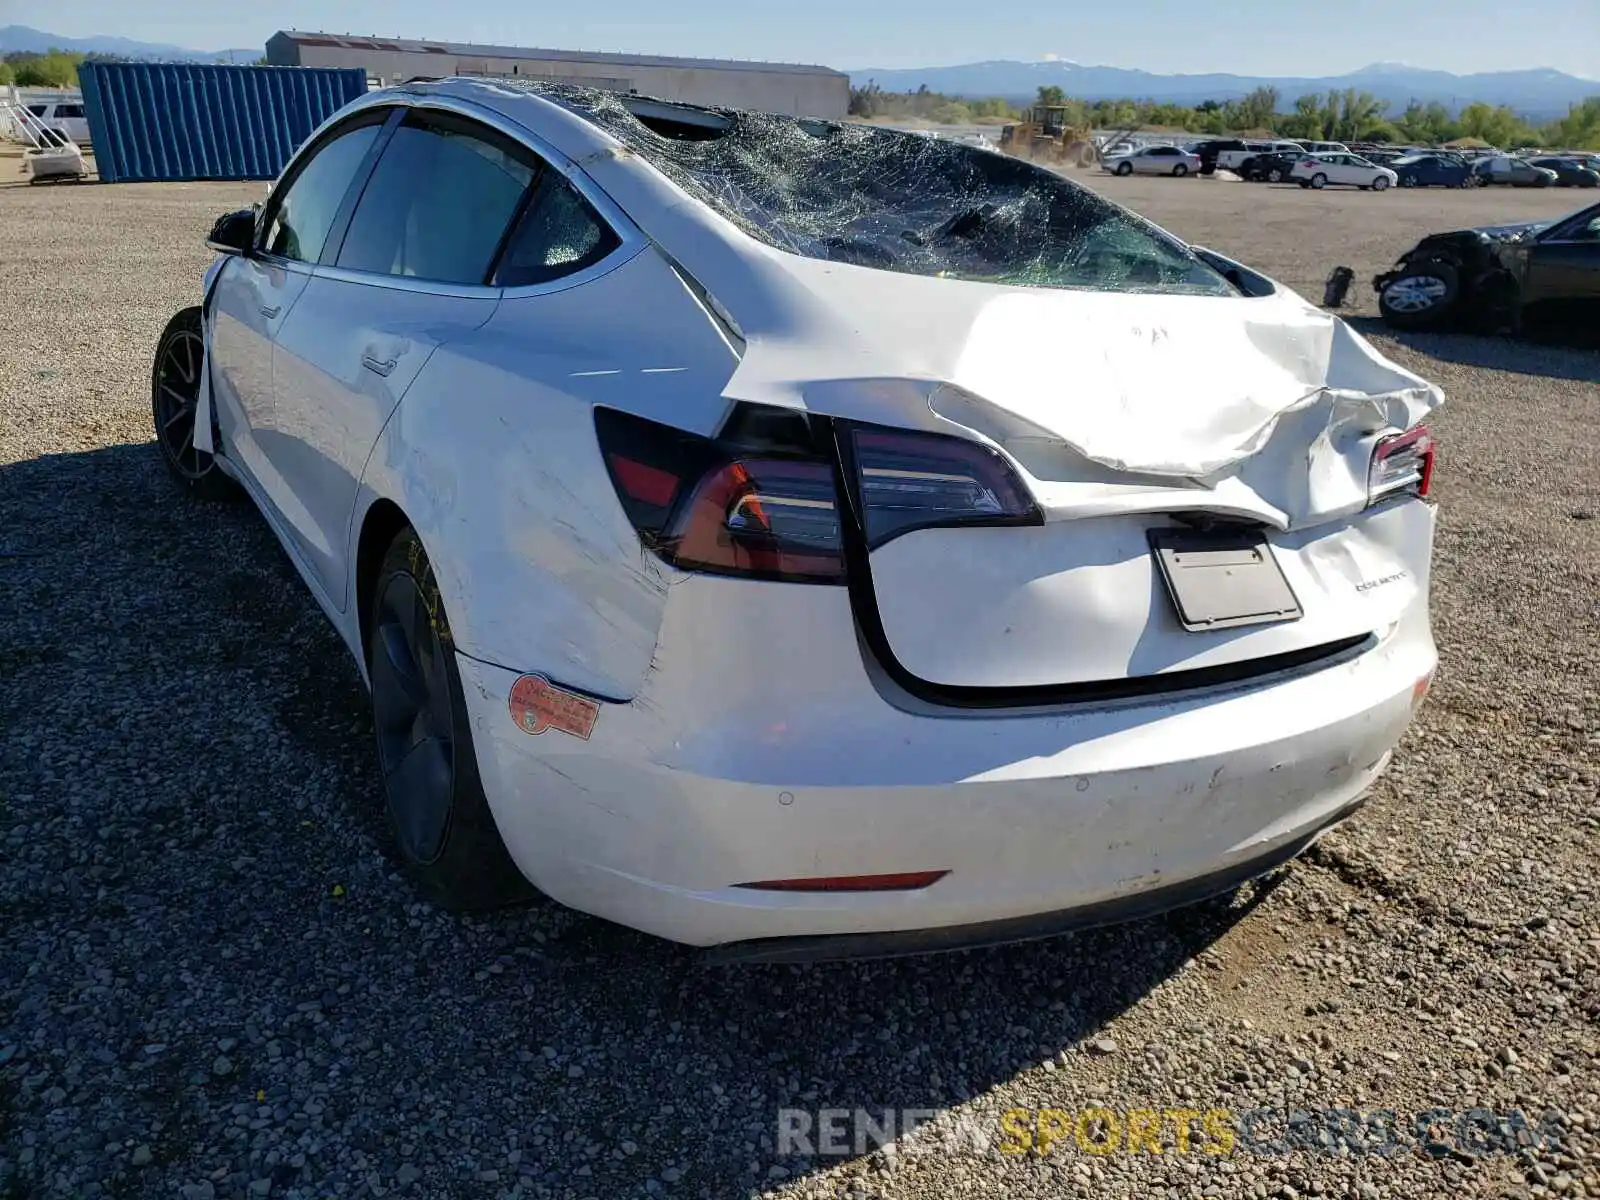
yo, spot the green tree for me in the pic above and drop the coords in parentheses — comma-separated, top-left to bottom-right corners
(12, 50, 83, 87)
(1036, 85, 1066, 107)
(1393, 100, 1460, 144)
(1276, 93, 1327, 139)
(1543, 97, 1600, 149)
(1332, 89, 1388, 140)
(1457, 102, 1541, 148)
(0, 60, 12, 86)
(848, 82, 883, 118)
(1239, 86, 1280, 130)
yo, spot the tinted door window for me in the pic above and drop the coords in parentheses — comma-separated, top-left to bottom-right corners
(263, 121, 383, 263)
(495, 173, 622, 287)
(57, 104, 84, 118)
(336, 112, 537, 284)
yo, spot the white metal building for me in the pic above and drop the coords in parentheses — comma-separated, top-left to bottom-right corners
(265, 31, 850, 119)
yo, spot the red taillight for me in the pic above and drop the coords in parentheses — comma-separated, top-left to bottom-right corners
(667, 457, 845, 583)
(1368, 424, 1436, 507)
(734, 871, 949, 892)
(608, 455, 680, 508)
(595, 405, 1041, 582)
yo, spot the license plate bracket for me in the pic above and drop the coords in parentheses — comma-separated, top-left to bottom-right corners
(1148, 527, 1303, 632)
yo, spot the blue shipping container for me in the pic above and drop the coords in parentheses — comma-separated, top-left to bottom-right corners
(79, 62, 369, 184)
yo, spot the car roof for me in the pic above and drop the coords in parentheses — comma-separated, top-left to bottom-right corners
(330, 77, 1194, 298)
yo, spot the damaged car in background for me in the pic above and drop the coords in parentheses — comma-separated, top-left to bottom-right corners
(151, 79, 1441, 962)
(1376, 200, 1600, 337)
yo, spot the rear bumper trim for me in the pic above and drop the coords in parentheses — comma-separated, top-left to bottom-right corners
(703, 796, 1365, 965)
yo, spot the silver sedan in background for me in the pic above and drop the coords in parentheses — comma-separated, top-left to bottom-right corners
(1103, 145, 1202, 177)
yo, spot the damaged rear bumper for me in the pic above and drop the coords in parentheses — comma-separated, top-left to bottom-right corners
(453, 500, 1436, 953)
(705, 793, 1367, 964)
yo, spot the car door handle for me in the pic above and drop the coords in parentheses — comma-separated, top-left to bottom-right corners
(259, 304, 281, 319)
(361, 353, 398, 377)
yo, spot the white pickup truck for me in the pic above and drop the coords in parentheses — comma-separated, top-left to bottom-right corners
(1196, 139, 1312, 172)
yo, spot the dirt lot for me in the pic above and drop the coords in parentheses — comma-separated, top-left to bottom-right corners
(1, 175, 1597, 1200)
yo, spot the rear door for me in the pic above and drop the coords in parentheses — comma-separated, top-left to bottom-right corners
(210, 108, 391, 495)
(264, 105, 538, 607)
(1140, 147, 1175, 174)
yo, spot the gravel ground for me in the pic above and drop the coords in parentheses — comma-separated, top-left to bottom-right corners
(1, 173, 1597, 1200)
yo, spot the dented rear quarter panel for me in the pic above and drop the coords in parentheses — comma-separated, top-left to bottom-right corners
(350, 246, 741, 700)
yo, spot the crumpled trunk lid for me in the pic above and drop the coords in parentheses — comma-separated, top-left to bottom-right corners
(705, 252, 1442, 693)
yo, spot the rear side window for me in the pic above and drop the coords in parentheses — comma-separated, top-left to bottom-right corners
(495, 175, 621, 287)
(57, 104, 84, 118)
(336, 111, 537, 284)
(264, 120, 383, 263)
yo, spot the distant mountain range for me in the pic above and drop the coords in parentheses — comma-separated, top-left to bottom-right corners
(847, 60, 1598, 120)
(0, 25, 256, 64)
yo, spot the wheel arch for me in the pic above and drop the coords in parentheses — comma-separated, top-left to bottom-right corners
(354, 496, 413, 669)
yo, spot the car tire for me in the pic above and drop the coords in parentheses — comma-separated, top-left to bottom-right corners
(1116, 161, 1133, 176)
(151, 307, 234, 500)
(1172, 164, 1188, 177)
(1372, 175, 1390, 191)
(1310, 173, 1328, 189)
(1378, 260, 1461, 332)
(1399, 175, 1415, 187)
(368, 526, 535, 912)
(1267, 166, 1284, 182)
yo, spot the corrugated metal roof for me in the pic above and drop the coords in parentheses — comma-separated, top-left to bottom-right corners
(78, 62, 368, 183)
(273, 30, 846, 78)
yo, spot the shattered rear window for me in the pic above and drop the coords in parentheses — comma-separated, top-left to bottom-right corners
(490, 81, 1234, 297)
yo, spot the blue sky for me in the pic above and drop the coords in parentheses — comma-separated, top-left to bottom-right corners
(16, 0, 1600, 77)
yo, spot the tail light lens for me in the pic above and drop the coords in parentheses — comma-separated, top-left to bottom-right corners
(1368, 425, 1436, 506)
(849, 426, 1039, 547)
(595, 405, 1041, 583)
(668, 457, 844, 582)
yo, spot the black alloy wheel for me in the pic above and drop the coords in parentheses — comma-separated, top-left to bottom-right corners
(371, 567, 458, 868)
(366, 527, 533, 910)
(151, 307, 231, 497)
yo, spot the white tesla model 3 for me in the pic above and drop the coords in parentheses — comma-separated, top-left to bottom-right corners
(151, 79, 1441, 962)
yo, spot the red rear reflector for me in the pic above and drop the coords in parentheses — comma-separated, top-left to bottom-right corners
(609, 455, 680, 508)
(1411, 670, 1435, 710)
(734, 871, 949, 893)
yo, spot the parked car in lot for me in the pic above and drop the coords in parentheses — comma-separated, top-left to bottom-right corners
(1102, 144, 1201, 176)
(1389, 153, 1474, 189)
(1195, 138, 1304, 174)
(1528, 157, 1600, 188)
(154, 79, 1443, 959)
(1376, 200, 1600, 337)
(1238, 151, 1301, 183)
(1296, 141, 1353, 156)
(23, 100, 90, 146)
(1471, 157, 1558, 187)
(1291, 152, 1398, 190)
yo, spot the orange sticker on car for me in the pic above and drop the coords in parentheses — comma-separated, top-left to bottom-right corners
(509, 675, 600, 740)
